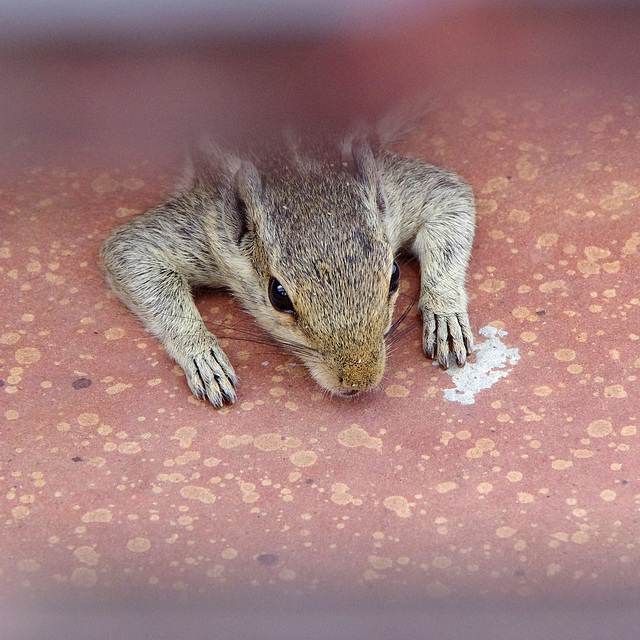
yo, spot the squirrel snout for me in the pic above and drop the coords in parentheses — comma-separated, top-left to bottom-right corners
(303, 343, 387, 396)
(336, 352, 386, 393)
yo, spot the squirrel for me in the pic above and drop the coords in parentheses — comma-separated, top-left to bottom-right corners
(100, 132, 476, 407)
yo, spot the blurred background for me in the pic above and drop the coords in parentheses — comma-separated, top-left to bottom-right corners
(1, 0, 639, 167)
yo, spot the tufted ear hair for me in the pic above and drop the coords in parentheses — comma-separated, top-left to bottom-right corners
(177, 137, 229, 195)
(226, 161, 263, 246)
(342, 135, 378, 202)
(343, 137, 383, 221)
(352, 139, 377, 186)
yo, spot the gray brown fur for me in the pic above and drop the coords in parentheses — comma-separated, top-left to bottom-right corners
(100, 135, 476, 407)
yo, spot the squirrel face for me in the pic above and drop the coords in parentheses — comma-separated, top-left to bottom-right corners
(263, 250, 399, 396)
(228, 146, 400, 396)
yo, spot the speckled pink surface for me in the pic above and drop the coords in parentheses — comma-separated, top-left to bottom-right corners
(2, 5, 640, 639)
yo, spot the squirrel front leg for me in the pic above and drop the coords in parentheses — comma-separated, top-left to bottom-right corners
(412, 173, 476, 367)
(100, 215, 237, 407)
(382, 157, 476, 367)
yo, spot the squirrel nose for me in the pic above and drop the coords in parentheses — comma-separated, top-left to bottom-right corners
(338, 355, 385, 392)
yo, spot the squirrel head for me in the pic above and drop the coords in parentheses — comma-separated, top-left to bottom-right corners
(222, 139, 400, 396)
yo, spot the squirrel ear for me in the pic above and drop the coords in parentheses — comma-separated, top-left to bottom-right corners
(350, 138, 378, 192)
(229, 161, 263, 245)
(178, 138, 225, 194)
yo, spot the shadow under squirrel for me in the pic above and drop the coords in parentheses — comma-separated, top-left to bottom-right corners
(100, 133, 476, 407)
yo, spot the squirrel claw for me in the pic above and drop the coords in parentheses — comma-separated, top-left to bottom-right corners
(179, 335, 237, 407)
(422, 311, 474, 370)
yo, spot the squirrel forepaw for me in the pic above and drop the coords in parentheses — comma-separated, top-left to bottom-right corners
(422, 311, 474, 369)
(177, 335, 237, 407)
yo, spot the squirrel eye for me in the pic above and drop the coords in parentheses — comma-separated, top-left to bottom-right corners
(389, 262, 400, 296)
(269, 277, 295, 314)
